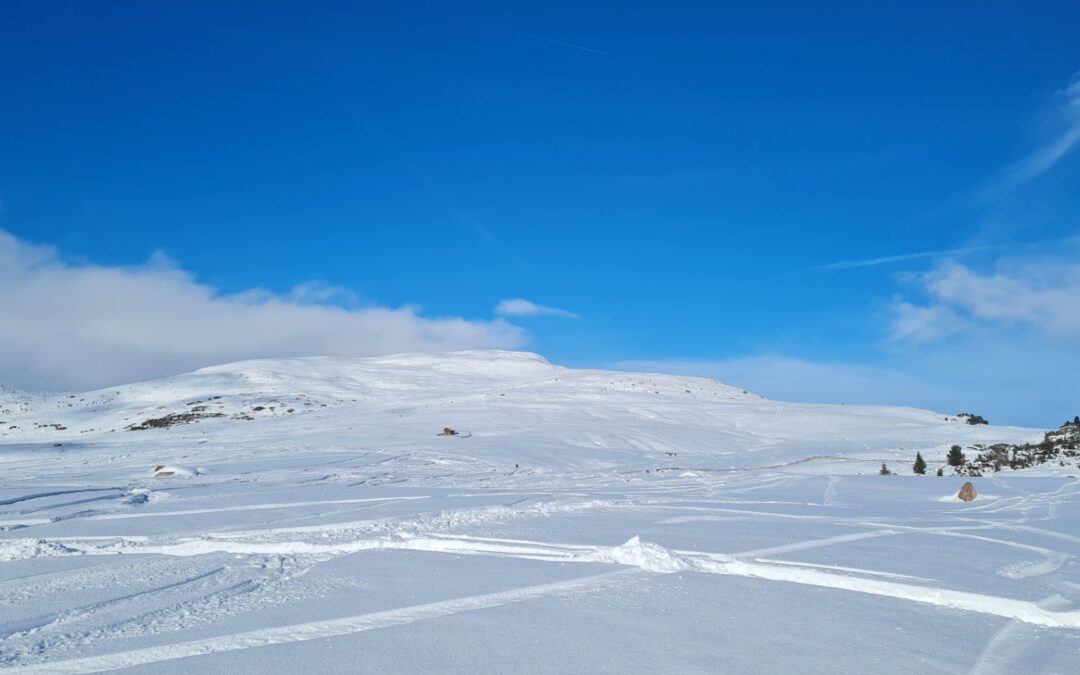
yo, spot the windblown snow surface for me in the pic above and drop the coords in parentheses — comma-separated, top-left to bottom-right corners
(1, 351, 1077, 673)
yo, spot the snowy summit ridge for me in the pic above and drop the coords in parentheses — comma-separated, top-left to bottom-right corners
(0, 350, 1038, 475)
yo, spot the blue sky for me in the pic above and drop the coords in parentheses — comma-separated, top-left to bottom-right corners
(2, 1, 1079, 426)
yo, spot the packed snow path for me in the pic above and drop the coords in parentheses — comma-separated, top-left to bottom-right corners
(1, 352, 1076, 673)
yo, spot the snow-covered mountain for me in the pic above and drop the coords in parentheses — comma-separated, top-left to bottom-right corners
(0, 350, 1040, 477)
(1, 352, 1077, 673)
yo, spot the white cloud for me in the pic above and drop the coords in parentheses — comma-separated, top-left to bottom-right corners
(0, 230, 526, 391)
(619, 245, 1080, 426)
(986, 72, 1080, 195)
(890, 301, 966, 343)
(614, 346, 1079, 428)
(894, 256, 1080, 342)
(495, 298, 578, 318)
(873, 251, 1080, 425)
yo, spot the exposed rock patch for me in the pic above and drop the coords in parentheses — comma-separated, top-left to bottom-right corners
(127, 411, 225, 431)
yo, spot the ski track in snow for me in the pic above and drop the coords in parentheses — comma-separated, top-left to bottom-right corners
(970, 619, 1035, 675)
(4, 476, 1080, 670)
(71, 495, 430, 522)
(4, 569, 643, 674)
(7, 511, 1080, 671)
(8, 498, 1080, 623)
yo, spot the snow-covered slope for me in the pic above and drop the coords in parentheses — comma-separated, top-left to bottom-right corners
(0, 350, 1040, 477)
(1, 352, 1077, 673)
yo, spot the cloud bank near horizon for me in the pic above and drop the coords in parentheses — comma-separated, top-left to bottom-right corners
(615, 246, 1080, 427)
(0, 230, 526, 391)
(613, 341, 1077, 429)
(613, 355, 945, 409)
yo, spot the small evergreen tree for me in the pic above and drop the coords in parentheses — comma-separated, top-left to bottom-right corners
(879, 462, 890, 475)
(936, 467, 944, 476)
(947, 445, 966, 467)
(913, 452, 926, 475)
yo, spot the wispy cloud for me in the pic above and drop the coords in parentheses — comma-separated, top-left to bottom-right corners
(814, 245, 999, 271)
(353, 114, 519, 264)
(0, 230, 526, 391)
(515, 31, 608, 56)
(984, 72, 1080, 196)
(611, 356, 946, 409)
(614, 342, 1080, 427)
(890, 301, 965, 343)
(495, 298, 579, 318)
(453, 210, 520, 263)
(891, 251, 1080, 344)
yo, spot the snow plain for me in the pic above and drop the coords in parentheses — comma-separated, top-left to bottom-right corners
(0, 350, 1077, 673)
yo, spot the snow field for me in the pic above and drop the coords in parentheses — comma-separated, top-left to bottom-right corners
(1, 352, 1077, 672)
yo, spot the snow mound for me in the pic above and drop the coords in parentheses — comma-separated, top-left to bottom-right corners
(588, 536, 689, 573)
(0, 538, 80, 562)
(125, 487, 170, 504)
